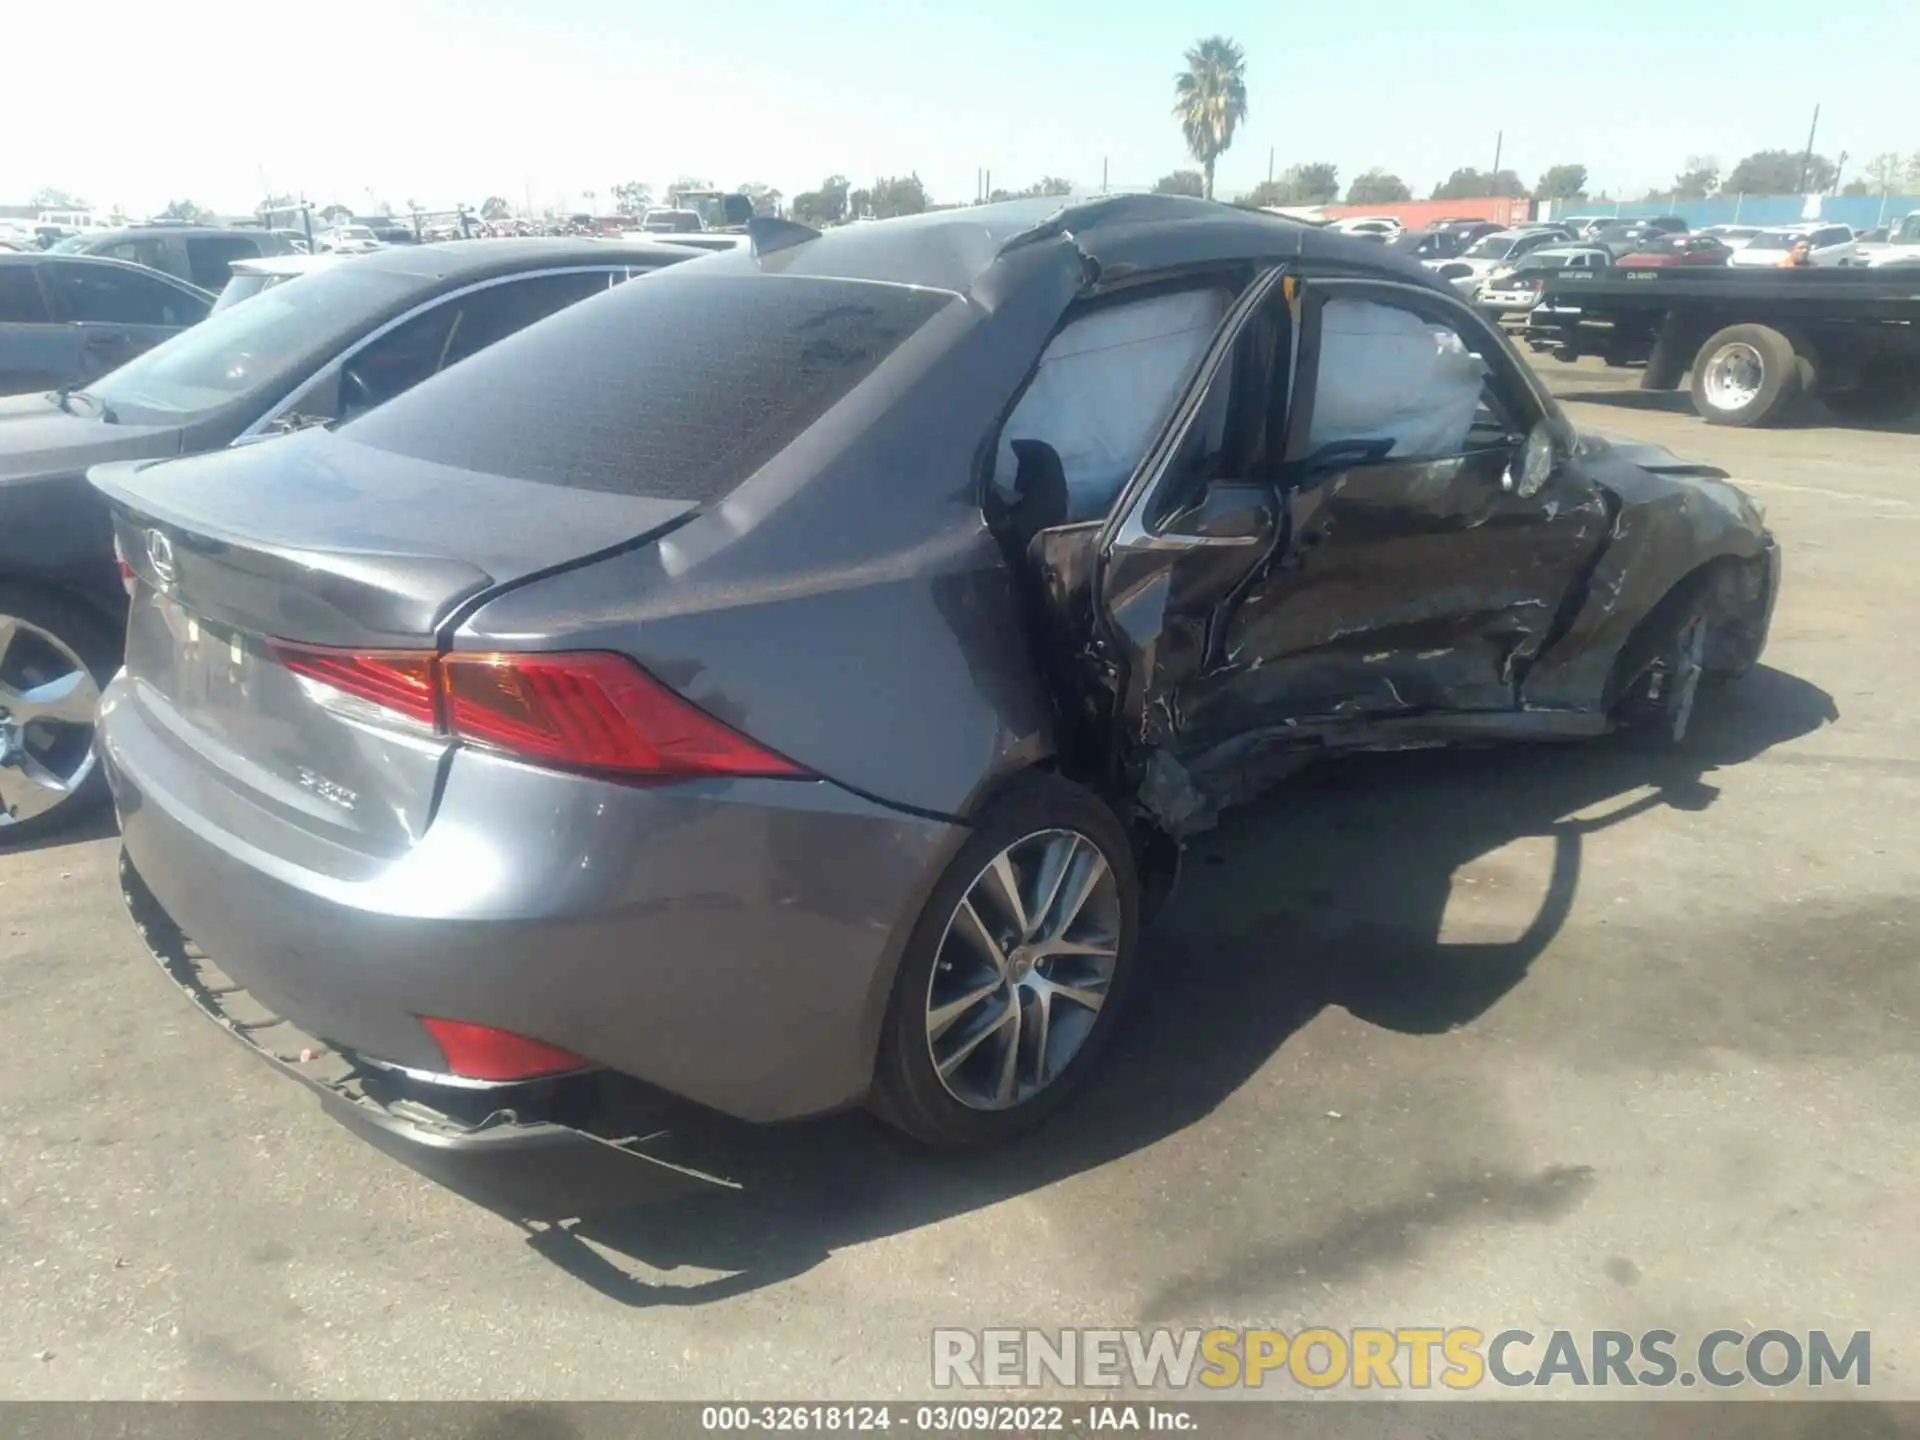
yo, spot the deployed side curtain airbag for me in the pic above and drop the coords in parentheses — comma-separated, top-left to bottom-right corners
(1306, 299, 1487, 459)
(994, 288, 1229, 522)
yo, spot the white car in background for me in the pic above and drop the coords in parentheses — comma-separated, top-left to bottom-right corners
(314, 224, 384, 254)
(1475, 245, 1614, 314)
(1426, 228, 1573, 293)
(1855, 212, 1920, 267)
(211, 252, 350, 312)
(1727, 224, 1858, 267)
(1557, 216, 1612, 240)
(1694, 224, 1765, 251)
(1331, 215, 1403, 241)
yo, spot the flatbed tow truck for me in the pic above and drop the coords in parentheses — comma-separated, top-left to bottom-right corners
(1526, 265, 1920, 425)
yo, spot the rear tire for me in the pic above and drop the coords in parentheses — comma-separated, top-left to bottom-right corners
(1690, 324, 1802, 427)
(1823, 367, 1920, 423)
(0, 583, 120, 844)
(870, 773, 1140, 1150)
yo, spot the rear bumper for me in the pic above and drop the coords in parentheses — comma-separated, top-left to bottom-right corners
(121, 846, 605, 1153)
(1479, 291, 1543, 315)
(100, 674, 966, 1125)
(121, 850, 738, 1210)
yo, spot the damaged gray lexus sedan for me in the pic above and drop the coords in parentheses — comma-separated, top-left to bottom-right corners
(93, 196, 1779, 1154)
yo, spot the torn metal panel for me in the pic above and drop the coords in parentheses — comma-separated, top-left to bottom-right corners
(593, 197, 1777, 834)
(1520, 433, 1775, 712)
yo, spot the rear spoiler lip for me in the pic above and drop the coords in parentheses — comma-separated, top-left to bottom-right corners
(88, 457, 475, 567)
(91, 454, 495, 636)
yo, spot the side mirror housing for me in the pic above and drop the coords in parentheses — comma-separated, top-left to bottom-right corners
(1505, 422, 1557, 497)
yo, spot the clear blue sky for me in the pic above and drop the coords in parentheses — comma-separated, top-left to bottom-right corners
(10, 0, 1916, 215)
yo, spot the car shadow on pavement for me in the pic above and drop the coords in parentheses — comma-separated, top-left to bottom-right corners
(385, 665, 1838, 1308)
(1556, 387, 1697, 417)
(0, 803, 119, 857)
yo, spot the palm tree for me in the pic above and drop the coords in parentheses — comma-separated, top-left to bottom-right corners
(1172, 36, 1249, 201)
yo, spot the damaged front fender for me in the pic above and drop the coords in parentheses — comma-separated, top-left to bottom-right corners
(1521, 432, 1777, 712)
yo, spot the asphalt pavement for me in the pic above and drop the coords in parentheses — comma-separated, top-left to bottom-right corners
(2, 357, 1916, 1401)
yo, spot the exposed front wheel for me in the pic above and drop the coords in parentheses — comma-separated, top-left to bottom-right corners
(1690, 324, 1802, 427)
(871, 774, 1140, 1149)
(0, 585, 118, 844)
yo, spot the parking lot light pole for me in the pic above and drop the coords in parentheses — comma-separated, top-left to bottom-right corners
(1799, 104, 1821, 193)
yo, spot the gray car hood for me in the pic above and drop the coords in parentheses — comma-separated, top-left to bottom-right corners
(0, 393, 184, 484)
(1575, 428, 1767, 527)
(1578, 430, 1729, 480)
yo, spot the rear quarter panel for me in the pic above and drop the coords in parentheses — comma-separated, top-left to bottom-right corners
(456, 249, 1089, 821)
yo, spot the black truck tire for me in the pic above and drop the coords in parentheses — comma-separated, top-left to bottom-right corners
(1689, 324, 1802, 427)
(1823, 366, 1920, 423)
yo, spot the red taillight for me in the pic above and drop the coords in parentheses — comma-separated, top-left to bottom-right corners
(271, 645, 439, 726)
(441, 652, 805, 778)
(113, 536, 135, 596)
(419, 1017, 587, 1081)
(265, 641, 808, 781)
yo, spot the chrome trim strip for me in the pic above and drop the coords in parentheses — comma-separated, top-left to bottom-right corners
(235, 264, 635, 440)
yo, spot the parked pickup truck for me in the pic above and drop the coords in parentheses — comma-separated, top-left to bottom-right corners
(1526, 265, 1920, 425)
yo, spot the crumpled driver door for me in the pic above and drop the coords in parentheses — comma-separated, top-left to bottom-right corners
(1091, 268, 1295, 828)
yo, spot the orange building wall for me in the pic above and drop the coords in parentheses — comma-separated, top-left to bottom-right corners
(1322, 197, 1533, 227)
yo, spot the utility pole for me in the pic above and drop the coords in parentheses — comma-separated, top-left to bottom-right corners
(1491, 130, 1504, 180)
(1268, 146, 1275, 185)
(1102, 157, 1108, 194)
(1799, 104, 1821, 192)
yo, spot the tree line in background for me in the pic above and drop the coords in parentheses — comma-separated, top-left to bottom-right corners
(1164, 35, 1920, 208)
(29, 54, 1920, 229)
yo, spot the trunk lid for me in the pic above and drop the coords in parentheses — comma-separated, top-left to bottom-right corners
(96, 429, 698, 855)
(0, 392, 184, 482)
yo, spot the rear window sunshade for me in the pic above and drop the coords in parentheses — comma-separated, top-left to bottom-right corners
(343, 273, 953, 503)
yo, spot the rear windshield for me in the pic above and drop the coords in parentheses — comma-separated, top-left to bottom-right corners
(345, 273, 952, 502)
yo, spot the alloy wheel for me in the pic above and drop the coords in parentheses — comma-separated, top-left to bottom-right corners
(0, 613, 103, 829)
(923, 827, 1122, 1111)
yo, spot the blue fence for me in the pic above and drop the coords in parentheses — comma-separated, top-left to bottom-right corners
(1539, 194, 1920, 231)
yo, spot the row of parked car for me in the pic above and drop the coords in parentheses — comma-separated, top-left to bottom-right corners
(0, 210, 759, 399)
(1322, 211, 1920, 327)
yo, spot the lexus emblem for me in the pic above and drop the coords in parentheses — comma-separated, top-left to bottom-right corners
(145, 529, 176, 588)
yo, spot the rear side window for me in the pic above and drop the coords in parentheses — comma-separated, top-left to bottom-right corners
(48, 263, 207, 326)
(0, 266, 48, 323)
(186, 235, 264, 289)
(347, 273, 952, 501)
(437, 268, 621, 368)
(100, 238, 171, 271)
